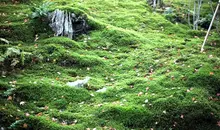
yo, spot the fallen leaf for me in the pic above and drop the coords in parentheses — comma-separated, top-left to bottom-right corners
(149, 77, 153, 80)
(217, 121, 220, 127)
(34, 44, 38, 48)
(23, 123, 28, 128)
(25, 113, 30, 117)
(144, 99, 148, 103)
(61, 121, 67, 125)
(208, 55, 213, 58)
(180, 114, 184, 119)
(210, 72, 214, 75)
(52, 117, 57, 122)
(194, 69, 198, 73)
(36, 112, 42, 116)
(173, 122, 177, 127)
(146, 87, 149, 91)
(44, 106, 49, 110)
(7, 96, 12, 101)
(24, 19, 28, 23)
(138, 92, 143, 96)
(20, 101, 26, 105)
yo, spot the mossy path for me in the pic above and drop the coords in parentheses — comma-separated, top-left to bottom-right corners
(0, 0, 220, 130)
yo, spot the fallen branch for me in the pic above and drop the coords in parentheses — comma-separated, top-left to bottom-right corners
(201, 0, 220, 52)
(0, 38, 10, 44)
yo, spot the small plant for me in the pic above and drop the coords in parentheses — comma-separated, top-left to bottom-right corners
(0, 47, 21, 67)
(164, 7, 174, 15)
(8, 120, 25, 129)
(30, 2, 54, 19)
(3, 88, 16, 97)
(0, 47, 32, 70)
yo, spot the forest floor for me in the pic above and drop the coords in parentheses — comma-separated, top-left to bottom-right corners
(0, 0, 220, 130)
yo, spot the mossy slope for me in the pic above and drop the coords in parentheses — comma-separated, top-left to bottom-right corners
(0, 0, 220, 130)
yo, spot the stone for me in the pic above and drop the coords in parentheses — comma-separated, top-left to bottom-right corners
(96, 87, 107, 93)
(48, 9, 89, 39)
(66, 77, 90, 88)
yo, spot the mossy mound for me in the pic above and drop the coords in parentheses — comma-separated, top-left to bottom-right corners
(0, 0, 220, 130)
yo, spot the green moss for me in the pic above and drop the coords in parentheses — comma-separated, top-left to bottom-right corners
(39, 37, 83, 49)
(15, 83, 90, 102)
(1, 0, 220, 129)
(0, 23, 34, 42)
(98, 106, 154, 128)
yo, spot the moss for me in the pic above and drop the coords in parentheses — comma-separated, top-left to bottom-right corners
(14, 83, 91, 102)
(39, 37, 83, 49)
(0, 0, 42, 4)
(0, 23, 34, 42)
(1, 0, 220, 129)
(97, 106, 154, 128)
(188, 30, 207, 37)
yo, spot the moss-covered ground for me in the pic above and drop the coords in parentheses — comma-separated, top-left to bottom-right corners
(0, 0, 220, 129)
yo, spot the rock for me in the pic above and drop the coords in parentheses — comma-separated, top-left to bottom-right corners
(48, 9, 89, 39)
(96, 87, 107, 93)
(66, 77, 90, 88)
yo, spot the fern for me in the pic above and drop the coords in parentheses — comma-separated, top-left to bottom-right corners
(5, 47, 21, 57)
(8, 120, 25, 129)
(31, 2, 54, 19)
(3, 88, 16, 97)
(0, 47, 32, 68)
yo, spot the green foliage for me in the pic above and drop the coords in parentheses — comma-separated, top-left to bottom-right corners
(30, 2, 54, 19)
(0, 47, 34, 71)
(164, 7, 174, 15)
(8, 120, 25, 129)
(3, 88, 16, 97)
(0, 47, 21, 67)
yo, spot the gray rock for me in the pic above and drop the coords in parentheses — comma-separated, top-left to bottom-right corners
(96, 87, 107, 93)
(66, 77, 90, 88)
(48, 9, 89, 39)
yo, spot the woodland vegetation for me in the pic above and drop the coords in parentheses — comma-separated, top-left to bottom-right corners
(0, 0, 220, 130)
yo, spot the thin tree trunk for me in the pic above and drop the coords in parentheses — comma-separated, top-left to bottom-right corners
(193, 0, 196, 30)
(201, 1, 220, 52)
(188, 0, 191, 27)
(153, 0, 157, 10)
(196, 0, 203, 30)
